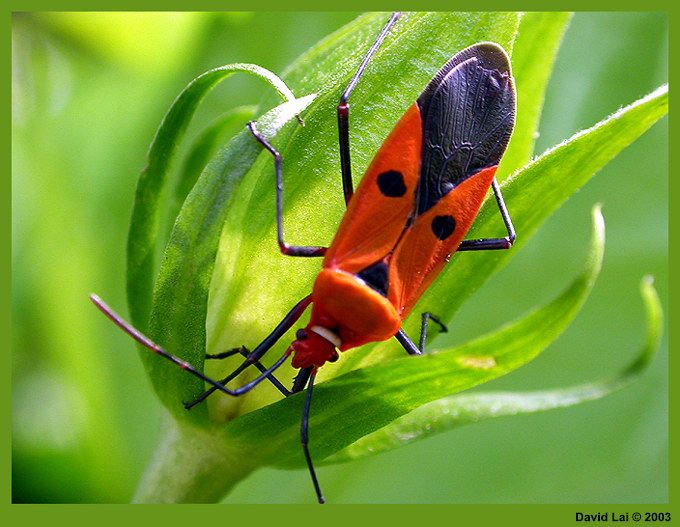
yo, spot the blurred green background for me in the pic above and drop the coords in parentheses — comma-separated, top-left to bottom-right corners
(12, 12, 667, 503)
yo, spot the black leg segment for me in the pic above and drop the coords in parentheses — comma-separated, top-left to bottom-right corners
(301, 368, 325, 504)
(337, 12, 401, 205)
(184, 294, 313, 408)
(395, 311, 448, 356)
(207, 346, 292, 397)
(395, 329, 421, 355)
(458, 178, 516, 251)
(248, 121, 327, 257)
(419, 312, 447, 352)
(89, 294, 293, 403)
(205, 346, 247, 360)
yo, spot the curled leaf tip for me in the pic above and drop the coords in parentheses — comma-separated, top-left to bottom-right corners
(326, 268, 663, 467)
(635, 275, 663, 371)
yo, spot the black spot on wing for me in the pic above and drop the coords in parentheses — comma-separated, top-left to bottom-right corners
(416, 43, 516, 215)
(377, 170, 407, 197)
(431, 215, 456, 240)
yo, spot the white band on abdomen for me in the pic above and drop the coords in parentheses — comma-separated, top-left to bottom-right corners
(310, 325, 341, 348)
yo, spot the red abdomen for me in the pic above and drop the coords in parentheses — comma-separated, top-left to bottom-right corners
(310, 268, 401, 350)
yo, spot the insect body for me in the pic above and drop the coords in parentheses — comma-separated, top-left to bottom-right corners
(294, 43, 516, 368)
(92, 12, 516, 504)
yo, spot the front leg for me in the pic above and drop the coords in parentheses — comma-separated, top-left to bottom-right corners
(248, 121, 327, 257)
(337, 12, 401, 205)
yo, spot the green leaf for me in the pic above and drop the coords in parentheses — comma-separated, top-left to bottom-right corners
(335, 84, 668, 375)
(126, 63, 298, 332)
(126, 13, 666, 503)
(146, 94, 315, 423)
(226, 205, 606, 468)
(327, 274, 662, 465)
(170, 105, 258, 227)
(498, 12, 572, 178)
(205, 11, 522, 416)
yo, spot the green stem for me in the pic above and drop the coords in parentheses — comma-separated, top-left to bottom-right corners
(132, 412, 254, 503)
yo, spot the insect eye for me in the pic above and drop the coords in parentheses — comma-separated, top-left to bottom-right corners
(296, 329, 307, 340)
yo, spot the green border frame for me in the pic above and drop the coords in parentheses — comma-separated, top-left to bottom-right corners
(6, 2, 673, 525)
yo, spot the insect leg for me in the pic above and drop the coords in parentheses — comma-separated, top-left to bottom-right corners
(458, 178, 516, 251)
(395, 329, 421, 355)
(184, 294, 313, 408)
(90, 294, 293, 402)
(248, 121, 327, 257)
(205, 346, 246, 360)
(418, 312, 448, 352)
(292, 365, 313, 394)
(394, 312, 448, 355)
(206, 346, 292, 397)
(337, 12, 401, 205)
(300, 368, 325, 504)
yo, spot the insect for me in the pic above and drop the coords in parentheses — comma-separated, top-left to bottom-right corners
(91, 12, 516, 503)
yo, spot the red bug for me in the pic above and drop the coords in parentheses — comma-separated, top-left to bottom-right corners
(92, 12, 516, 503)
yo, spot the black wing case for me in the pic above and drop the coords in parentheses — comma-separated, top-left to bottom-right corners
(415, 43, 516, 215)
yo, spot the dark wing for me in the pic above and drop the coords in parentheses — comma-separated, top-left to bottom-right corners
(415, 43, 516, 215)
(387, 43, 516, 315)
